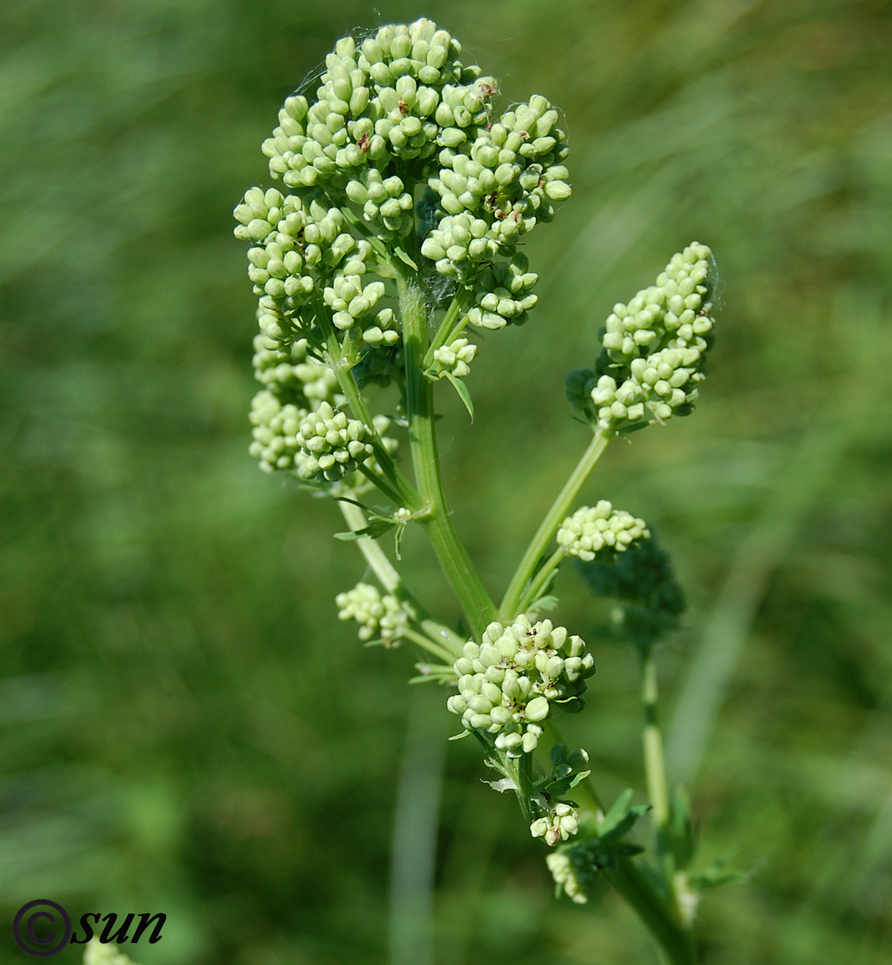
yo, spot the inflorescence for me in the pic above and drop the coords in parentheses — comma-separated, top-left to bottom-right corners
(566, 243, 716, 435)
(237, 20, 719, 892)
(446, 616, 595, 756)
(235, 18, 572, 493)
(557, 501, 650, 561)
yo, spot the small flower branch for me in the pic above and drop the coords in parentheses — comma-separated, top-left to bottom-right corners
(338, 499, 463, 662)
(500, 430, 610, 619)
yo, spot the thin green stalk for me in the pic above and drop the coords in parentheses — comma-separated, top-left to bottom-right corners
(642, 647, 670, 832)
(516, 547, 565, 614)
(398, 267, 498, 639)
(500, 431, 610, 619)
(641, 646, 679, 907)
(400, 627, 456, 663)
(338, 500, 463, 659)
(570, 778, 696, 965)
(508, 751, 535, 826)
(423, 288, 468, 369)
(317, 304, 422, 511)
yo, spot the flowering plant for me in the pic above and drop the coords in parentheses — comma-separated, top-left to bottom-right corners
(235, 18, 733, 963)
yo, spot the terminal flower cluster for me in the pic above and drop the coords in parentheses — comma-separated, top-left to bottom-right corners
(557, 501, 650, 561)
(235, 19, 572, 474)
(446, 616, 595, 756)
(566, 243, 715, 434)
(336, 582, 414, 646)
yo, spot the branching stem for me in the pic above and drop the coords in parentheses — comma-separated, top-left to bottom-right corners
(398, 266, 498, 639)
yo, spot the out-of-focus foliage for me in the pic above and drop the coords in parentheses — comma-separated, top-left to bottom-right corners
(1, 1, 891, 963)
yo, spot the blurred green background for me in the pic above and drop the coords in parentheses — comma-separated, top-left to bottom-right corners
(2, 0, 891, 962)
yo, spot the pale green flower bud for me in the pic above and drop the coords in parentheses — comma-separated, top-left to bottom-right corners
(557, 501, 650, 562)
(84, 938, 140, 965)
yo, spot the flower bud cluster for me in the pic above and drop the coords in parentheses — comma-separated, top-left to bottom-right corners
(248, 390, 308, 474)
(465, 253, 539, 330)
(567, 244, 715, 434)
(323, 269, 386, 331)
(261, 22, 476, 192)
(236, 186, 383, 351)
(422, 95, 570, 276)
(557, 501, 650, 562)
(237, 20, 572, 394)
(252, 335, 341, 404)
(546, 852, 588, 904)
(346, 170, 416, 242)
(446, 616, 595, 757)
(531, 803, 580, 846)
(293, 402, 375, 482)
(431, 337, 477, 378)
(336, 582, 413, 646)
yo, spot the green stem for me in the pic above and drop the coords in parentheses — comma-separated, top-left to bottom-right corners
(516, 547, 566, 614)
(423, 288, 467, 369)
(603, 862, 697, 965)
(642, 647, 670, 833)
(508, 752, 535, 826)
(338, 500, 463, 660)
(500, 431, 610, 619)
(641, 646, 680, 909)
(570, 778, 696, 965)
(316, 304, 421, 511)
(398, 267, 498, 639)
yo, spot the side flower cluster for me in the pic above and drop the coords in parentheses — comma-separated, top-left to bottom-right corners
(566, 243, 716, 434)
(531, 803, 580, 846)
(557, 501, 650, 561)
(546, 852, 589, 904)
(446, 616, 595, 756)
(336, 582, 414, 646)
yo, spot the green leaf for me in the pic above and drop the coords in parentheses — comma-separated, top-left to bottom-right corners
(393, 246, 419, 271)
(687, 849, 752, 891)
(600, 788, 635, 835)
(333, 518, 397, 541)
(444, 372, 475, 422)
(667, 784, 696, 870)
(529, 593, 559, 612)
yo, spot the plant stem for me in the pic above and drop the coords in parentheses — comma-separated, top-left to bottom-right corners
(641, 646, 680, 907)
(317, 304, 422, 511)
(500, 431, 610, 619)
(642, 647, 670, 833)
(338, 500, 463, 659)
(603, 862, 697, 965)
(570, 777, 696, 964)
(516, 547, 565, 614)
(507, 751, 535, 826)
(398, 267, 498, 639)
